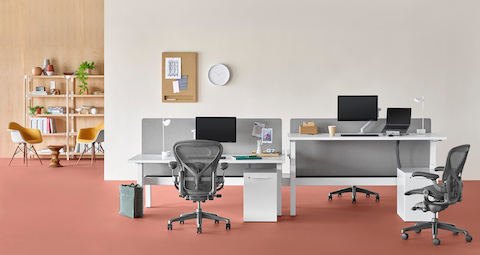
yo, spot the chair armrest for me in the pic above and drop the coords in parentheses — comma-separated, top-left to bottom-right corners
(434, 166, 445, 172)
(412, 172, 439, 181)
(220, 162, 228, 170)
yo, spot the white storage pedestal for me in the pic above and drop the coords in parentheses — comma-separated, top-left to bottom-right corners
(397, 168, 434, 222)
(244, 168, 277, 222)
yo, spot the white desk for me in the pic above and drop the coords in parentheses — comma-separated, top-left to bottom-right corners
(288, 133, 447, 216)
(128, 154, 285, 217)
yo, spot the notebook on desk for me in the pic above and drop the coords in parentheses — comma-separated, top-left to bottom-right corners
(381, 108, 411, 134)
(233, 155, 262, 160)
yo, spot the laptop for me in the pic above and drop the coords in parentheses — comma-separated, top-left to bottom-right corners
(381, 108, 411, 134)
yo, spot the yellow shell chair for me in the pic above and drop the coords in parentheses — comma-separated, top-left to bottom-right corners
(77, 122, 104, 166)
(7, 122, 43, 166)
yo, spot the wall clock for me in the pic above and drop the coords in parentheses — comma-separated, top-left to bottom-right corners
(208, 64, 230, 86)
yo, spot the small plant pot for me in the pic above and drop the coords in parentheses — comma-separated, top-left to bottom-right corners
(85, 69, 92, 75)
(36, 108, 42, 114)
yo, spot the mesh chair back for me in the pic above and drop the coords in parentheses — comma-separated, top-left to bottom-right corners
(173, 140, 223, 201)
(442, 144, 470, 204)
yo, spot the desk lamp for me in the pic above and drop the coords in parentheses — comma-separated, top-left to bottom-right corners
(414, 96, 426, 134)
(162, 118, 171, 157)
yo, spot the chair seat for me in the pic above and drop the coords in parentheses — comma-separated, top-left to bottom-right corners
(77, 138, 95, 144)
(24, 138, 43, 144)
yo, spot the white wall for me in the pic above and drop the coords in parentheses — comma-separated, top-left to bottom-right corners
(105, 0, 480, 180)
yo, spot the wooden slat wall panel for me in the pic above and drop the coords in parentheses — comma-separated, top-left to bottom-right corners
(0, 0, 104, 158)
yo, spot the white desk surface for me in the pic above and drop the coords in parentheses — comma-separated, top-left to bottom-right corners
(128, 154, 286, 164)
(287, 133, 446, 141)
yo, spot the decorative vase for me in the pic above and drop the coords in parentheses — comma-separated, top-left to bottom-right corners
(91, 108, 98, 114)
(36, 108, 42, 114)
(46, 65, 54, 76)
(42, 59, 50, 75)
(32, 67, 42, 75)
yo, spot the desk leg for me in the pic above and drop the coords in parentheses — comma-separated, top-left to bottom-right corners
(276, 163, 282, 216)
(290, 141, 296, 216)
(429, 141, 437, 172)
(137, 164, 151, 208)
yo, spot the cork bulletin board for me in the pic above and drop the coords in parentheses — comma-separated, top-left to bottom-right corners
(162, 52, 197, 102)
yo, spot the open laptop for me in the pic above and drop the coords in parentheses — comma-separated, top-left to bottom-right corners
(381, 108, 411, 134)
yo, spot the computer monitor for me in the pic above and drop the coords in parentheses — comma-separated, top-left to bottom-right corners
(195, 117, 236, 143)
(338, 95, 378, 121)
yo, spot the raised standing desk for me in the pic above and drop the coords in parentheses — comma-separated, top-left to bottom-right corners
(128, 154, 285, 218)
(288, 133, 447, 217)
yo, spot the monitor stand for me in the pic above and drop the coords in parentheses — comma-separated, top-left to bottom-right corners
(360, 120, 374, 134)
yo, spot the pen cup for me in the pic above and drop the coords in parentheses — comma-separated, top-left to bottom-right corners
(328, 126, 336, 136)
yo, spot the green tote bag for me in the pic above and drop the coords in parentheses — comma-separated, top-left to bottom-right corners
(119, 183, 143, 218)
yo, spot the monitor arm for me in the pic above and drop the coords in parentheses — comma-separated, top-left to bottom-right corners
(359, 108, 381, 134)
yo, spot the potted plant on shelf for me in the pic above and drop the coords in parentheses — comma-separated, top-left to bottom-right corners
(28, 106, 50, 115)
(76, 61, 95, 95)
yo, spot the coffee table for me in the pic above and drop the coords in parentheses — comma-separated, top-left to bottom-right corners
(47, 144, 65, 167)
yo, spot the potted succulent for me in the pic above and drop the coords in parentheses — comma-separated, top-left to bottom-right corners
(76, 61, 95, 95)
(28, 106, 50, 115)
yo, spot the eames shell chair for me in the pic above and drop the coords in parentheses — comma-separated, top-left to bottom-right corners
(7, 122, 43, 166)
(77, 122, 104, 166)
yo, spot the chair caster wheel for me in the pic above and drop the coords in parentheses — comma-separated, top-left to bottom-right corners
(415, 229, 421, 233)
(375, 196, 380, 201)
(338, 194, 342, 197)
(452, 231, 458, 235)
(180, 221, 184, 224)
(197, 227, 202, 234)
(433, 238, 440, 245)
(401, 233, 409, 240)
(366, 194, 370, 197)
(167, 224, 172, 230)
(328, 195, 332, 200)
(226, 223, 231, 229)
(352, 198, 356, 203)
(466, 235, 473, 242)
(215, 220, 219, 224)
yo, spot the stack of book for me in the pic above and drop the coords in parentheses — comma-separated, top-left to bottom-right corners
(30, 117, 57, 133)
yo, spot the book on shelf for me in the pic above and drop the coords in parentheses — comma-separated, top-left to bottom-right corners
(30, 91, 48, 95)
(30, 117, 57, 134)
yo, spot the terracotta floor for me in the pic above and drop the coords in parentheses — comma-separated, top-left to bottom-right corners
(1, 158, 479, 255)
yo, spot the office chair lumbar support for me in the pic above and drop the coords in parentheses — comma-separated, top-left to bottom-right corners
(401, 144, 472, 245)
(328, 185, 379, 203)
(167, 140, 231, 233)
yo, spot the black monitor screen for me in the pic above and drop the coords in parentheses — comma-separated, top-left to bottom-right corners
(338, 96, 378, 121)
(386, 108, 411, 126)
(195, 117, 236, 143)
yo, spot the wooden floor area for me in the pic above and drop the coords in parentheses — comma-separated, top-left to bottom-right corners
(1, 158, 479, 254)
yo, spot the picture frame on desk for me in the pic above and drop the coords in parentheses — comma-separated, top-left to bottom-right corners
(262, 128, 273, 143)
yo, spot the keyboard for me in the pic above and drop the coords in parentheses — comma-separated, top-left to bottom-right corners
(341, 134, 379, 137)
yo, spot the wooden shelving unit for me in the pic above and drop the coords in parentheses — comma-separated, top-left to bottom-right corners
(24, 74, 104, 160)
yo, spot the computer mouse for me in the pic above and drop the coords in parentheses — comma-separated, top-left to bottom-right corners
(389, 134, 394, 137)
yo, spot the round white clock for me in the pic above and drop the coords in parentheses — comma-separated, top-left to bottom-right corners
(208, 64, 230, 86)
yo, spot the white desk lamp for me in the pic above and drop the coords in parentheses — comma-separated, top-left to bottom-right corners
(162, 118, 171, 157)
(414, 96, 426, 134)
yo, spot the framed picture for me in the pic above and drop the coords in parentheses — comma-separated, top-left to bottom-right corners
(165, 57, 181, 79)
(261, 128, 273, 143)
(36, 86, 45, 91)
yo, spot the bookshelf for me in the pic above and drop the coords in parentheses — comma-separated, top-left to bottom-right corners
(24, 74, 104, 160)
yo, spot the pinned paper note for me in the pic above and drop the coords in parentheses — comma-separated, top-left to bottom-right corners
(172, 81, 180, 93)
(177, 75, 188, 90)
(303, 121, 315, 126)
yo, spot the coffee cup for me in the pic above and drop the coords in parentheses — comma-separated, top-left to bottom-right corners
(328, 126, 336, 136)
